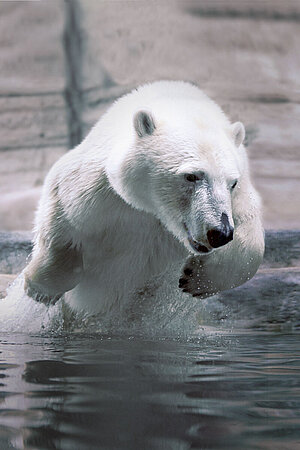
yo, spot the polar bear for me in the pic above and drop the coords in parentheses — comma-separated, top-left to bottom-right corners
(24, 81, 264, 314)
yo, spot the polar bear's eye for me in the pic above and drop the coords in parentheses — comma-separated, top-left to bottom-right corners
(184, 173, 200, 183)
(231, 180, 238, 190)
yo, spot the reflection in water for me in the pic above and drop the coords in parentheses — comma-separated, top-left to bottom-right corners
(0, 333, 299, 449)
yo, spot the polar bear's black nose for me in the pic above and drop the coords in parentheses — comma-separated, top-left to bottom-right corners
(207, 213, 234, 248)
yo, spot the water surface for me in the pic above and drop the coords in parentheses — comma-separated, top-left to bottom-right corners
(0, 331, 299, 449)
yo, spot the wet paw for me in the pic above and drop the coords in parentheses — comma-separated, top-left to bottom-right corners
(178, 265, 192, 290)
(25, 279, 62, 306)
(34, 292, 62, 305)
(179, 257, 217, 298)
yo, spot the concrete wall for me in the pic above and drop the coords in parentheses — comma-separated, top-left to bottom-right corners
(1, 0, 299, 230)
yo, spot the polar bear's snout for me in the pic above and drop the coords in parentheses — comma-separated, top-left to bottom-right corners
(184, 211, 234, 254)
(207, 213, 234, 249)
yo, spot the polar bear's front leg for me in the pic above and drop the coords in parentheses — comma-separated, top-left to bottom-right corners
(179, 216, 264, 298)
(24, 242, 83, 305)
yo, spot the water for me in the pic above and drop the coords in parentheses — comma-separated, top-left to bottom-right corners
(0, 272, 300, 449)
(0, 332, 299, 450)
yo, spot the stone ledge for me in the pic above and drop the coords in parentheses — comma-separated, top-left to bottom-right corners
(263, 230, 300, 268)
(0, 231, 32, 274)
(206, 267, 300, 330)
(0, 230, 299, 275)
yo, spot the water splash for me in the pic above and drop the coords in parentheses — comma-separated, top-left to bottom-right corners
(1, 266, 299, 336)
(0, 274, 68, 334)
(0, 269, 212, 336)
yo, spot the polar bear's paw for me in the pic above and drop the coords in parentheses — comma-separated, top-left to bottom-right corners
(25, 281, 62, 306)
(179, 256, 218, 298)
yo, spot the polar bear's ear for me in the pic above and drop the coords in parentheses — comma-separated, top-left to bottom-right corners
(134, 110, 156, 138)
(231, 122, 245, 148)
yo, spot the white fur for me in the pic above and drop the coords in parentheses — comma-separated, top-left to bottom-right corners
(24, 81, 264, 314)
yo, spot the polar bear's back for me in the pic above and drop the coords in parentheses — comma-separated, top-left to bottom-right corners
(98, 81, 229, 138)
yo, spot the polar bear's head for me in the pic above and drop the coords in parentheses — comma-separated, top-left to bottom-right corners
(107, 105, 246, 255)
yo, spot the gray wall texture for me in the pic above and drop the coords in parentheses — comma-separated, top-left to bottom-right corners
(0, 0, 300, 230)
